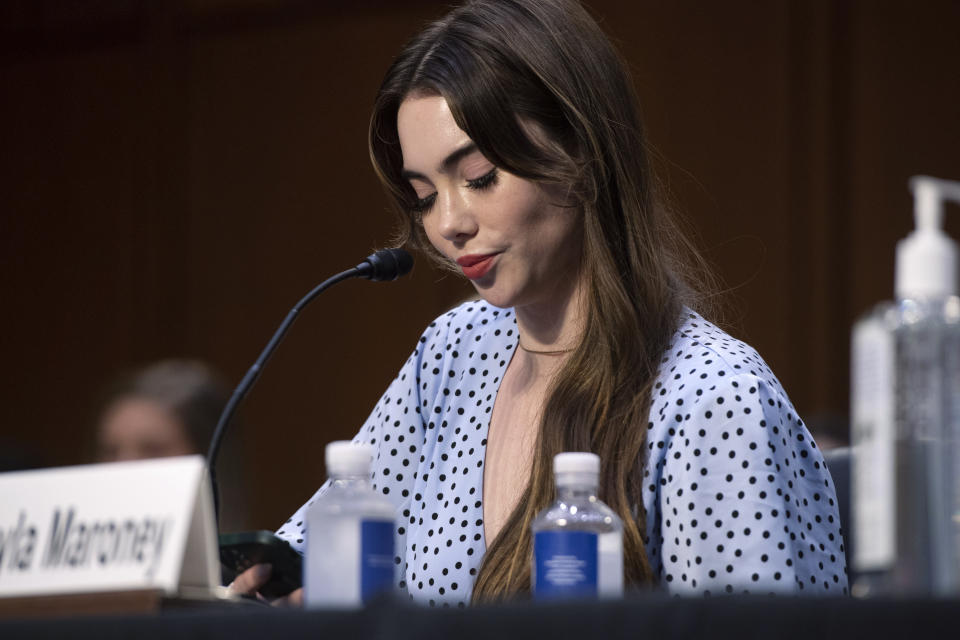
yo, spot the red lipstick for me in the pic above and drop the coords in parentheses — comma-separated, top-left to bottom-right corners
(456, 253, 499, 280)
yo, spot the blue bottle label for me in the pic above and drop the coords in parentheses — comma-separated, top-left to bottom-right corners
(360, 519, 394, 602)
(534, 530, 598, 599)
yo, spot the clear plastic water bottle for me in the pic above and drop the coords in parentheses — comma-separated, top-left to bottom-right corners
(531, 452, 623, 599)
(305, 441, 395, 607)
(850, 300, 898, 592)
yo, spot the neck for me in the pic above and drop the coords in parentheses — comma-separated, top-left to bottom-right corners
(514, 266, 586, 358)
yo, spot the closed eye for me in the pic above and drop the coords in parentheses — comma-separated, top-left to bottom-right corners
(466, 168, 498, 191)
(411, 192, 436, 215)
(409, 168, 498, 217)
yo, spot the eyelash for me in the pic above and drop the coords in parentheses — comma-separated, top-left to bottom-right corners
(411, 168, 500, 215)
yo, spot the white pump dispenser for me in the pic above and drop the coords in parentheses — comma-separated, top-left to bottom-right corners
(894, 175, 960, 300)
(851, 174, 960, 598)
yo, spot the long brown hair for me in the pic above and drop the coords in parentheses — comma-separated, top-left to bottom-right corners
(369, 0, 711, 601)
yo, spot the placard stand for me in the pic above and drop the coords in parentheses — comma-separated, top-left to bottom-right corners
(0, 588, 165, 619)
(0, 456, 225, 618)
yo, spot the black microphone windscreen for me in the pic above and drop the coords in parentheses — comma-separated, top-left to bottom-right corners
(359, 248, 414, 281)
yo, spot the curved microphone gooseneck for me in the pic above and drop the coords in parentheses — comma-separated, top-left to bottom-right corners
(206, 248, 413, 526)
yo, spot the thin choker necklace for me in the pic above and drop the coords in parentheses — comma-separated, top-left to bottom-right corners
(518, 342, 574, 356)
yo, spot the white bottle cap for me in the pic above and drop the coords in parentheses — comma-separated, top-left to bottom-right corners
(553, 452, 600, 475)
(325, 441, 373, 477)
(895, 175, 960, 300)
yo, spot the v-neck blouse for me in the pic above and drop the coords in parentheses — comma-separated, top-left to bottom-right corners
(276, 301, 848, 606)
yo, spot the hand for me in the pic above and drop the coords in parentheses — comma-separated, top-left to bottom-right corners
(228, 563, 304, 607)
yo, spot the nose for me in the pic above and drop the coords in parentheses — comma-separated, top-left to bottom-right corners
(435, 188, 478, 243)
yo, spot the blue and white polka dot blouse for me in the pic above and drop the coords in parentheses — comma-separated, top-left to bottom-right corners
(276, 301, 848, 605)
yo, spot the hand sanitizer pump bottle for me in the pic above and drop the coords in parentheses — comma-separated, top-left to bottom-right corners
(531, 452, 623, 600)
(305, 441, 396, 607)
(851, 176, 960, 597)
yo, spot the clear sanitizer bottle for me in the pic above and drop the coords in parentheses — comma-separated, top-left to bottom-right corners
(305, 441, 396, 607)
(851, 175, 960, 596)
(531, 452, 623, 599)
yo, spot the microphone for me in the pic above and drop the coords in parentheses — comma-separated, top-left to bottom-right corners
(356, 247, 413, 281)
(206, 248, 414, 526)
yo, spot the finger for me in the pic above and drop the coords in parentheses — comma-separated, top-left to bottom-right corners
(287, 587, 304, 607)
(271, 587, 304, 608)
(229, 563, 273, 595)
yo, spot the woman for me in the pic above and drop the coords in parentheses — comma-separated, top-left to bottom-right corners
(243, 0, 846, 604)
(95, 360, 249, 531)
(96, 360, 228, 463)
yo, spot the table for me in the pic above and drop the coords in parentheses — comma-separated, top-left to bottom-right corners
(0, 594, 956, 640)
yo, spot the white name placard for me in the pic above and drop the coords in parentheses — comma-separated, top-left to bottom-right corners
(0, 455, 219, 598)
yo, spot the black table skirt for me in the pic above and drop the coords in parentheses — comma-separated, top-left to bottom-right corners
(1, 594, 957, 640)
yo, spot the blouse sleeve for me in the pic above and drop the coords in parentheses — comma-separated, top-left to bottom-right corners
(652, 373, 848, 596)
(275, 317, 444, 561)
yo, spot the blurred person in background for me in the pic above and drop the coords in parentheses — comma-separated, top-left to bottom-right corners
(95, 359, 227, 462)
(94, 359, 248, 531)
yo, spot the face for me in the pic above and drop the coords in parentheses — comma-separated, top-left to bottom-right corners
(396, 95, 582, 310)
(96, 397, 195, 462)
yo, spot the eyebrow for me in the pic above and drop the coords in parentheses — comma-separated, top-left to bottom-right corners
(401, 142, 481, 181)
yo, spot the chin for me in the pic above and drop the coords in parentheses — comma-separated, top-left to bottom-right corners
(471, 285, 515, 310)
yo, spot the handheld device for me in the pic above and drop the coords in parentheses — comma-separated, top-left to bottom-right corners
(219, 530, 303, 600)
